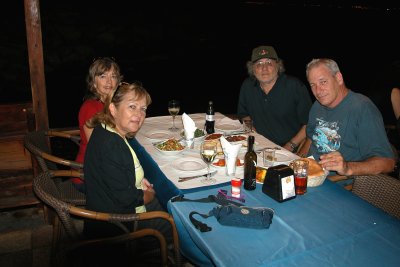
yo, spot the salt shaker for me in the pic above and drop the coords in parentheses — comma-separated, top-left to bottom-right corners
(231, 178, 242, 198)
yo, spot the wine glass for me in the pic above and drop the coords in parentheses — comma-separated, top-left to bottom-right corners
(168, 100, 180, 132)
(200, 140, 218, 184)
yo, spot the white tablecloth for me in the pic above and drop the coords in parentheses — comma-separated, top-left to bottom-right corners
(136, 112, 298, 190)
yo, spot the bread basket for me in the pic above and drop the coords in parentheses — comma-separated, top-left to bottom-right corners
(307, 169, 329, 187)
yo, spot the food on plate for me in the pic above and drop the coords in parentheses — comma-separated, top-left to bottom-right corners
(225, 135, 247, 142)
(256, 167, 267, 183)
(180, 128, 206, 138)
(212, 158, 244, 167)
(194, 129, 206, 138)
(205, 133, 223, 154)
(205, 133, 223, 140)
(155, 138, 185, 151)
(301, 158, 325, 178)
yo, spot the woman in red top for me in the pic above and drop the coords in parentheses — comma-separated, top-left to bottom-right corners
(73, 57, 123, 192)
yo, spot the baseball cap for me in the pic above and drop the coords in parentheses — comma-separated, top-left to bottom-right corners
(251, 46, 278, 62)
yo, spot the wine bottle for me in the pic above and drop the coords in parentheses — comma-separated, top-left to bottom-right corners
(205, 101, 215, 134)
(244, 135, 257, 190)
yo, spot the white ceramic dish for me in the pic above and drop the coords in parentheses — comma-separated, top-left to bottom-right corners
(144, 130, 173, 142)
(153, 139, 186, 156)
(172, 157, 208, 172)
(180, 129, 207, 143)
(215, 123, 243, 133)
(274, 150, 297, 163)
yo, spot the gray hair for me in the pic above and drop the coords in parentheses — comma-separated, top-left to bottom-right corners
(306, 58, 341, 78)
(246, 58, 286, 77)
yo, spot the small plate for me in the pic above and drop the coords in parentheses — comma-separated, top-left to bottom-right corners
(144, 130, 173, 142)
(172, 157, 208, 172)
(275, 150, 297, 163)
(215, 123, 242, 133)
(180, 129, 207, 143)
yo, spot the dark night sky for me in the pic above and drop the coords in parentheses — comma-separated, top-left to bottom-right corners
(2, 1, 400, 128)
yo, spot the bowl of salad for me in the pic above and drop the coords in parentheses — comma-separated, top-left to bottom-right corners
(180, 128, 207, 143)
(153, 138, 186, 156)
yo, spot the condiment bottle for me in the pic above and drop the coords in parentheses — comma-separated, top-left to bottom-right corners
(205, 100, 215, 134)
(231, 178, 242, 198)
(244, 135, 257, 190)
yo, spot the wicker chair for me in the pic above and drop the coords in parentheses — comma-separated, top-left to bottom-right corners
(33, 170, 181, 267)
(352, 174, 400, 220)
(23, 129, 85, 206)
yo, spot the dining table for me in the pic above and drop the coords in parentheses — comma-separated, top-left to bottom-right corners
(135, 112, 400, 266)
(135, 112, 297, 194)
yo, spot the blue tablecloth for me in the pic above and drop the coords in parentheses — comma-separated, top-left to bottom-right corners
(168, 180, 400, 267)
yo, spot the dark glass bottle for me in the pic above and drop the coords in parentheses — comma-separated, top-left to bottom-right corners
(205, 101, 215, 134)
(244, 135, 257, 190)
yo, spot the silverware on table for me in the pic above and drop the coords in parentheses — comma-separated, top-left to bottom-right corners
(178, 170, 217, 182)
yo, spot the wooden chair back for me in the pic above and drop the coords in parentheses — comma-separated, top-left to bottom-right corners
(23, 130, 85, 206)
(33, 170, 181, 266)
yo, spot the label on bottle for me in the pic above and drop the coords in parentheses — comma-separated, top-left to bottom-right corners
(244, 158, 257, 190)
(206, 114, 214, 121)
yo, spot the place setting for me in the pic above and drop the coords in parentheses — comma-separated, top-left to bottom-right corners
(143, 129, 175, 143)
(214, 117, 245, 135)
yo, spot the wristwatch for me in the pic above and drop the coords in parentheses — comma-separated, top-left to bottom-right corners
(288, 141, 297, 152)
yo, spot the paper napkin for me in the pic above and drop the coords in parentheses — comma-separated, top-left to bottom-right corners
(220, 136, 242, 175)
(182, 113, 197, 139)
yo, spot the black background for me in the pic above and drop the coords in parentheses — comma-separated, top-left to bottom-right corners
(2, 1, 400, 128)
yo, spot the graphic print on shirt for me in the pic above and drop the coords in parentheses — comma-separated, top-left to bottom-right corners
(312, 118, 341, 153)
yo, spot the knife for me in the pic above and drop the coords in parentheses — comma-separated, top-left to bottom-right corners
(178, 170, 218, 182)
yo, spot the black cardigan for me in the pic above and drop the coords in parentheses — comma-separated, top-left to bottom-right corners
(83, 125, 144, 237)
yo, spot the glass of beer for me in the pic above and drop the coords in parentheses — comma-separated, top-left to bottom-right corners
(293, 159, 309, 195)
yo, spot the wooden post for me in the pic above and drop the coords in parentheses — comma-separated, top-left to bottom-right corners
(24, 0, 49, 131)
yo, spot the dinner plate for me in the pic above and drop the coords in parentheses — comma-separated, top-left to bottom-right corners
(274, 150, 297, 163)
(144, 130, 173, 142)
(172, 157, 208, 172)
(215, 123, 243, 133)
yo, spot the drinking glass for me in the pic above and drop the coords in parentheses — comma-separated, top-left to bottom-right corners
(293, 159, 309, 195)
(242, 118, 253, 133)
(168, 100, 180, 132)
(200, 140, 218, 184)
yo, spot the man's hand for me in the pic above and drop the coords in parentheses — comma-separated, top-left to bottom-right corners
(319, 151, 349, 176)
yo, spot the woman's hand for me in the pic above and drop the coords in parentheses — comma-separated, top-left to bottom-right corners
(142, 178, 153, 190)
(143, 186, 155, 204)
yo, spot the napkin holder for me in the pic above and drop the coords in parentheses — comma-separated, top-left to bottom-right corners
(262, 164, 296, 203)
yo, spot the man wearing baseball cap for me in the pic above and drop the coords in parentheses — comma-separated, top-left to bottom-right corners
(237, 45, 312, 152)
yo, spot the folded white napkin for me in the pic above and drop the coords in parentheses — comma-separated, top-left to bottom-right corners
(182, 113, 197, 139)
(220, 136, 242, 175)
